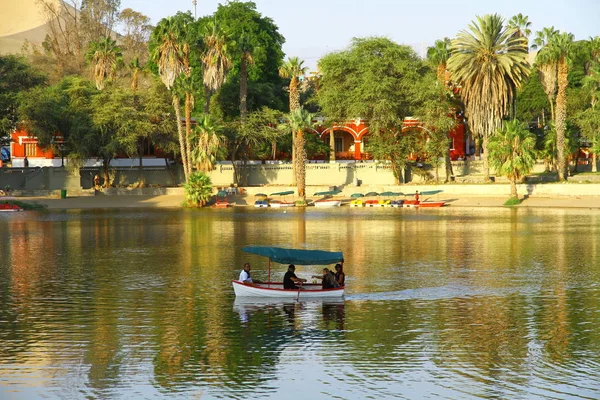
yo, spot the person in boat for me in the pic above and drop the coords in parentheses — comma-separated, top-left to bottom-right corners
(334, 263, 345, 287)
(283, 264, 306, 289)
(312, 268, 339, 289)
(239, 262, 262, 285)
(415, 190, 420, 201)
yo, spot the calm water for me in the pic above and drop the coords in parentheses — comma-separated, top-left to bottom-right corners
(1, 206, 600, 399)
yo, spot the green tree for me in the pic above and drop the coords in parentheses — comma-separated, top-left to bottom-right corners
(507, 13, 532, 39)
(149, 15, 189, 181)
(318, 37, 427, 176)
(280, 107, 315, 201)
(190, 114, 224, 172)
(535, 31, 575, 181)
(0, 55, 47, 141)
(85, 36, 123, 90)
(201, 19, 232, 113)
(426, 37, 452, 87)
(448, 14, 530, 180)
(238, 31, 255, 118)
(532, 28, 559, 121)
(487, 120, 537, 200)
(279, 56, 308, 183)
(576, 65, 600, 171)
(184, 171, 213, 207)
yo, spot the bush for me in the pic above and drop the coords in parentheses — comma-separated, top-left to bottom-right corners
(184, 172, 213, 207)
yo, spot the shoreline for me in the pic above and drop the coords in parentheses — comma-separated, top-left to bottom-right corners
(8, 192, 600, 210)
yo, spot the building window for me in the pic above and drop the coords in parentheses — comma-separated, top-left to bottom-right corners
(334, 137, 343, 153)
(25, 143, 37, 157)
(449, 138, 455, 150)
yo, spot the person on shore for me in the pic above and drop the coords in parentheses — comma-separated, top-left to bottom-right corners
(334, 263, 345, 287)
(415, 190, 419, 201)
(312, 268, 339, 289)
(283, 264, 306, 289)
(23, 156, 29, 168)
(239, 262, 262, 285)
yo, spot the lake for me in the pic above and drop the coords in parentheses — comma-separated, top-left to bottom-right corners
(1, 207, 599, 399)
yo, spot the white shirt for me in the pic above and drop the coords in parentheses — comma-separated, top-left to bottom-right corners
(239, 270, 252, 282)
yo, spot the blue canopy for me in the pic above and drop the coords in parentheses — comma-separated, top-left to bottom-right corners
(314, 190, 342, 196)
(350, 193, 364, 198)
(271, 190, 294, 196)
(242, 246, 343, 265)
(418, 190, 443, 196)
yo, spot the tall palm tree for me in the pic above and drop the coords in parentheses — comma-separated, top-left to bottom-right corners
(447, 14, 530, 180)
(283, 107, 314, 201)
(238, 31, 255, 119)
(535, 31, 575, 181)
(487, 120, 537, 200)
(85, 37, 123, 90)
(426, 37, 452, 87)
(279, 57, 308, 183)
(190, 114, 224, 172)
(149, 17, 189, 181)
(507, 13, 532, 39)
(129, 57, 143, 92)
(532, 27, 559, 122)
(201, 19, 232, 113)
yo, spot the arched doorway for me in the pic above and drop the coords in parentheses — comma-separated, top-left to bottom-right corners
(321, 129, 358, 160)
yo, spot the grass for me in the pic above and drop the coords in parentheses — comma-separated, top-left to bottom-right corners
(503, 197, 521, 206)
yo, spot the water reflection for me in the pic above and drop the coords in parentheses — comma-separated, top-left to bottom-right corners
(1, 208, 600, 399)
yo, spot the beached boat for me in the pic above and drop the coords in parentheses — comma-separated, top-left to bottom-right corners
(232, 246, 345, 299)
(403, 190, 446, 208)
(363, 191, 380, 207)
(349, 193, 364, 207)
(214, 190, 232, 208)
(254, 193, 270, 208)
(313, 190, 342, 207)
(0, 203, 23, 212)
(268, 190, 295, 208)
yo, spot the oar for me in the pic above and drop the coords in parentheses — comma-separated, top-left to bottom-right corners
(296, 281, 302, 302)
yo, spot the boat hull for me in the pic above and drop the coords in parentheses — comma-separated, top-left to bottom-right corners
(232, 280, 344, 298)
(418, 201, 446, 208)
(314, 200, 341, 207)
(269, 201, 295, 208)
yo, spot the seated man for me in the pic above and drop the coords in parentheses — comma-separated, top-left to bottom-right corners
(239, 262, 262, 285)
(283, 264, 306, 289)
(312, 268, 339, 289)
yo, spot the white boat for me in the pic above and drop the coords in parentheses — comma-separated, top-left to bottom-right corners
(269, 200, 295, 208)
(313, 199, 341, 207)
(234, 245, 345, 299)
(232, 281, 344, 298)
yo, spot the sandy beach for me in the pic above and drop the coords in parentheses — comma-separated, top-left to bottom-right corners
(12, 191, 600, 210)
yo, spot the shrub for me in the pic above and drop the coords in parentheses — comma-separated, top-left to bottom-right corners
(184, 172, 213, 207)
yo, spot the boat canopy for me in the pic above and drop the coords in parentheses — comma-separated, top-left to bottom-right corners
(379, 191, 397, 196)
(350, 193, 364, 198)
(255, 193, 267, 197)
(271, 190, 294, 196)
(217, 190, 228, 197)
(314, 190, 342, 196)
(242, 246, 343, 265)
(420, 190, 443, 196)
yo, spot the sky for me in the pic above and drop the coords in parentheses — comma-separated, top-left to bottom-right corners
(121, 0, 600, 71)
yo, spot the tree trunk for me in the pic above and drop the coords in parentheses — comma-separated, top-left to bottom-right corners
(593, 152, 598, 173)
(444, 149, 453, 183)
(185, 92, 193, 179)
(103, 159, 111, 188)
(164, 156, 177, 185)
(482, 134, 490, 181)
(204, 86, 211, 114)
(291, 130, 296, 185)
(296, 129, 306, 200)
(556, 56, 568, 181)
(138, 138, 145, 188)
(510, 178, 518, 199)
(239, 57, 248, 118)
(329, 128, 336, 162)
(548, 94, 555, 122)
(173, 95, 188, 182)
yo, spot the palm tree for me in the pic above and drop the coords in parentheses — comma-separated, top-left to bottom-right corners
(447, 14, 530, 180)
(129, 57, 143, 92)
(279, 57, 308, 183)
(487, 120, 537, 200)
(532, 27, 559, 122)
(201, 19, 232, 113)
(184, 171, 213, 207)
(282, 107, 314, 201)
(535, 31, 575, 181)
(426, 38, 452, 87)
(238, 31, 255, 119)
(507, 13, 532, 39)
(190, 114, 224, 172)
(149, 17, 189, 181)
(85, 37, 123, 90)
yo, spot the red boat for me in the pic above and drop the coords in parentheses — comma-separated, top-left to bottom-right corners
(0, 202, 24, 212)
(403, 190, 446, 208)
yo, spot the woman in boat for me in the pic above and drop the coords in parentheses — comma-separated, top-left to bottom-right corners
(312, 268, 339, 289)
(283, 264, 306, 289)
(334, 263, 345, 287)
